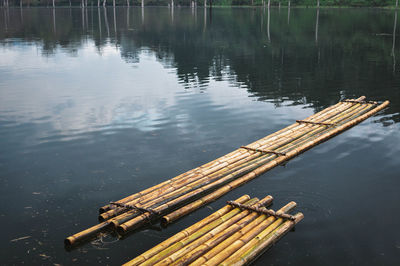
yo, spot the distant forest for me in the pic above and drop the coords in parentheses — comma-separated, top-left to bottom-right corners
(1, 0, 399, 8)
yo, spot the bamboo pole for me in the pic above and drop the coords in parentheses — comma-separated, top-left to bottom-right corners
(102, 100, 360, 221)
(99, 146, 249, 213)
(190, 201, 296, 266)
(101, 96, 362, 215)
(199, 204, 297, 265)
(234, 215, 304, 265)
(118, 103, 371, 230)
(221, 212, 304, 266)
(162, 103, 371, 225)
(100, 97, 358, 213)
(173, 201, 297, 266)
(124, 199, 297, 266)
(66, 197, 256, 247)
(103, 133, 287, 220)
(155, 196, 273, 265)
(161, 101, 388, 224)
(64, 222, 111, 246)
(115, 120, 314, 228)
(222, 218, 284, 265)
(104, 102, 370, 230)
(66, 98, 385, 245)
(101, 124, 291, 216)
(99, 151, 251, 219)
(243, 97, 364, 148)
(123, 195, 251, 266)
(72, 155, 275, 246)
(144, 196, 273, 266)
(230, 101, 360, 156)
(138, 197, 264, 266)
(159, 104, 368, 225)
(102, 148, 278, 220)
(235, 102, 369, 164)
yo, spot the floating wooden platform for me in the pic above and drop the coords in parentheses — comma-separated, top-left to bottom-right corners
(123, 195, 303, 266)
(65, 96, 389, 246)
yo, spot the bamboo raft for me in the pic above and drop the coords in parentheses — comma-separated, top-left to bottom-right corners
(123, 195, 303, 266)
(65, 96, 389, 246)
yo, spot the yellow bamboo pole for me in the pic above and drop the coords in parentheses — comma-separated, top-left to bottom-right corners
(229, 101, 370, 172)
(194, 201, 297, 266)
(119, 103, 367, 234)
(71, 144, 277, 246)
(66, 98, 383, 245)
(221, 212, 304, 266)
(116, 100, 366, 229)
(101, 98, 359, 219)
(99, 149, 245, 213)
(99, 151, 255, 221)
(122, 195, 250, 266)
(100, 102, 342, 221)
(153, 196, 273, 266)
(64, 222, 111, 247)
(173, 201, 297, 266)
(100, 97, 360, 213)
(66, 196, 255, 247)
(221, 216, 289, 264)
(161, 100, 388, 224)
(248, 97, 366, 149)
(245, 97, 362, 149)
(159, 103, 368, 225)
(136, 197, 262, 266)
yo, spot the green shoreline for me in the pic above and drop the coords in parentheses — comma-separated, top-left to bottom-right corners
(1, 5, 399, 8)
(1, 0, 399, 9)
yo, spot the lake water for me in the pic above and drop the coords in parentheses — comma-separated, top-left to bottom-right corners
(0, 6, 399, 265)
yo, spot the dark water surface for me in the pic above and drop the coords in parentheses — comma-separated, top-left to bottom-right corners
(1, 6, 399, 265)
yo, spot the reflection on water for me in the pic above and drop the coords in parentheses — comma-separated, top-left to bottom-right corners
(392, 11, 397, 73)
(0, 7, 399, 265)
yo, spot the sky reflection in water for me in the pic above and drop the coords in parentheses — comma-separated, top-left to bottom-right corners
(0, 7, 399, 265)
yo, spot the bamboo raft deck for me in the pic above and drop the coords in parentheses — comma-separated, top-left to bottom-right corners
(123, 195, 303, 266)
(64, 96, 389, 246)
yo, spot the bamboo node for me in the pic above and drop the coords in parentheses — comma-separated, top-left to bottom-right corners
(226, 201, 296, 221)
(240, 146, 286, 156)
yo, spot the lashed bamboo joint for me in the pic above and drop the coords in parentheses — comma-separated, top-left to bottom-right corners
(226, 201, 296, 221)
(110, 202, 159, 216)
(64, 97, 389, 247)
(240, 146, 286, 156)
(296, 120, 334, 126)
(123, 195, 303, 266)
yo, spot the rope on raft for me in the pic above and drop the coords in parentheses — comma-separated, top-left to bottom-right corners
(240, 146, 286, 156)
(296, 120, 335, 126)
(110, 202, 159, 216)
(226, 201, 296, 221)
